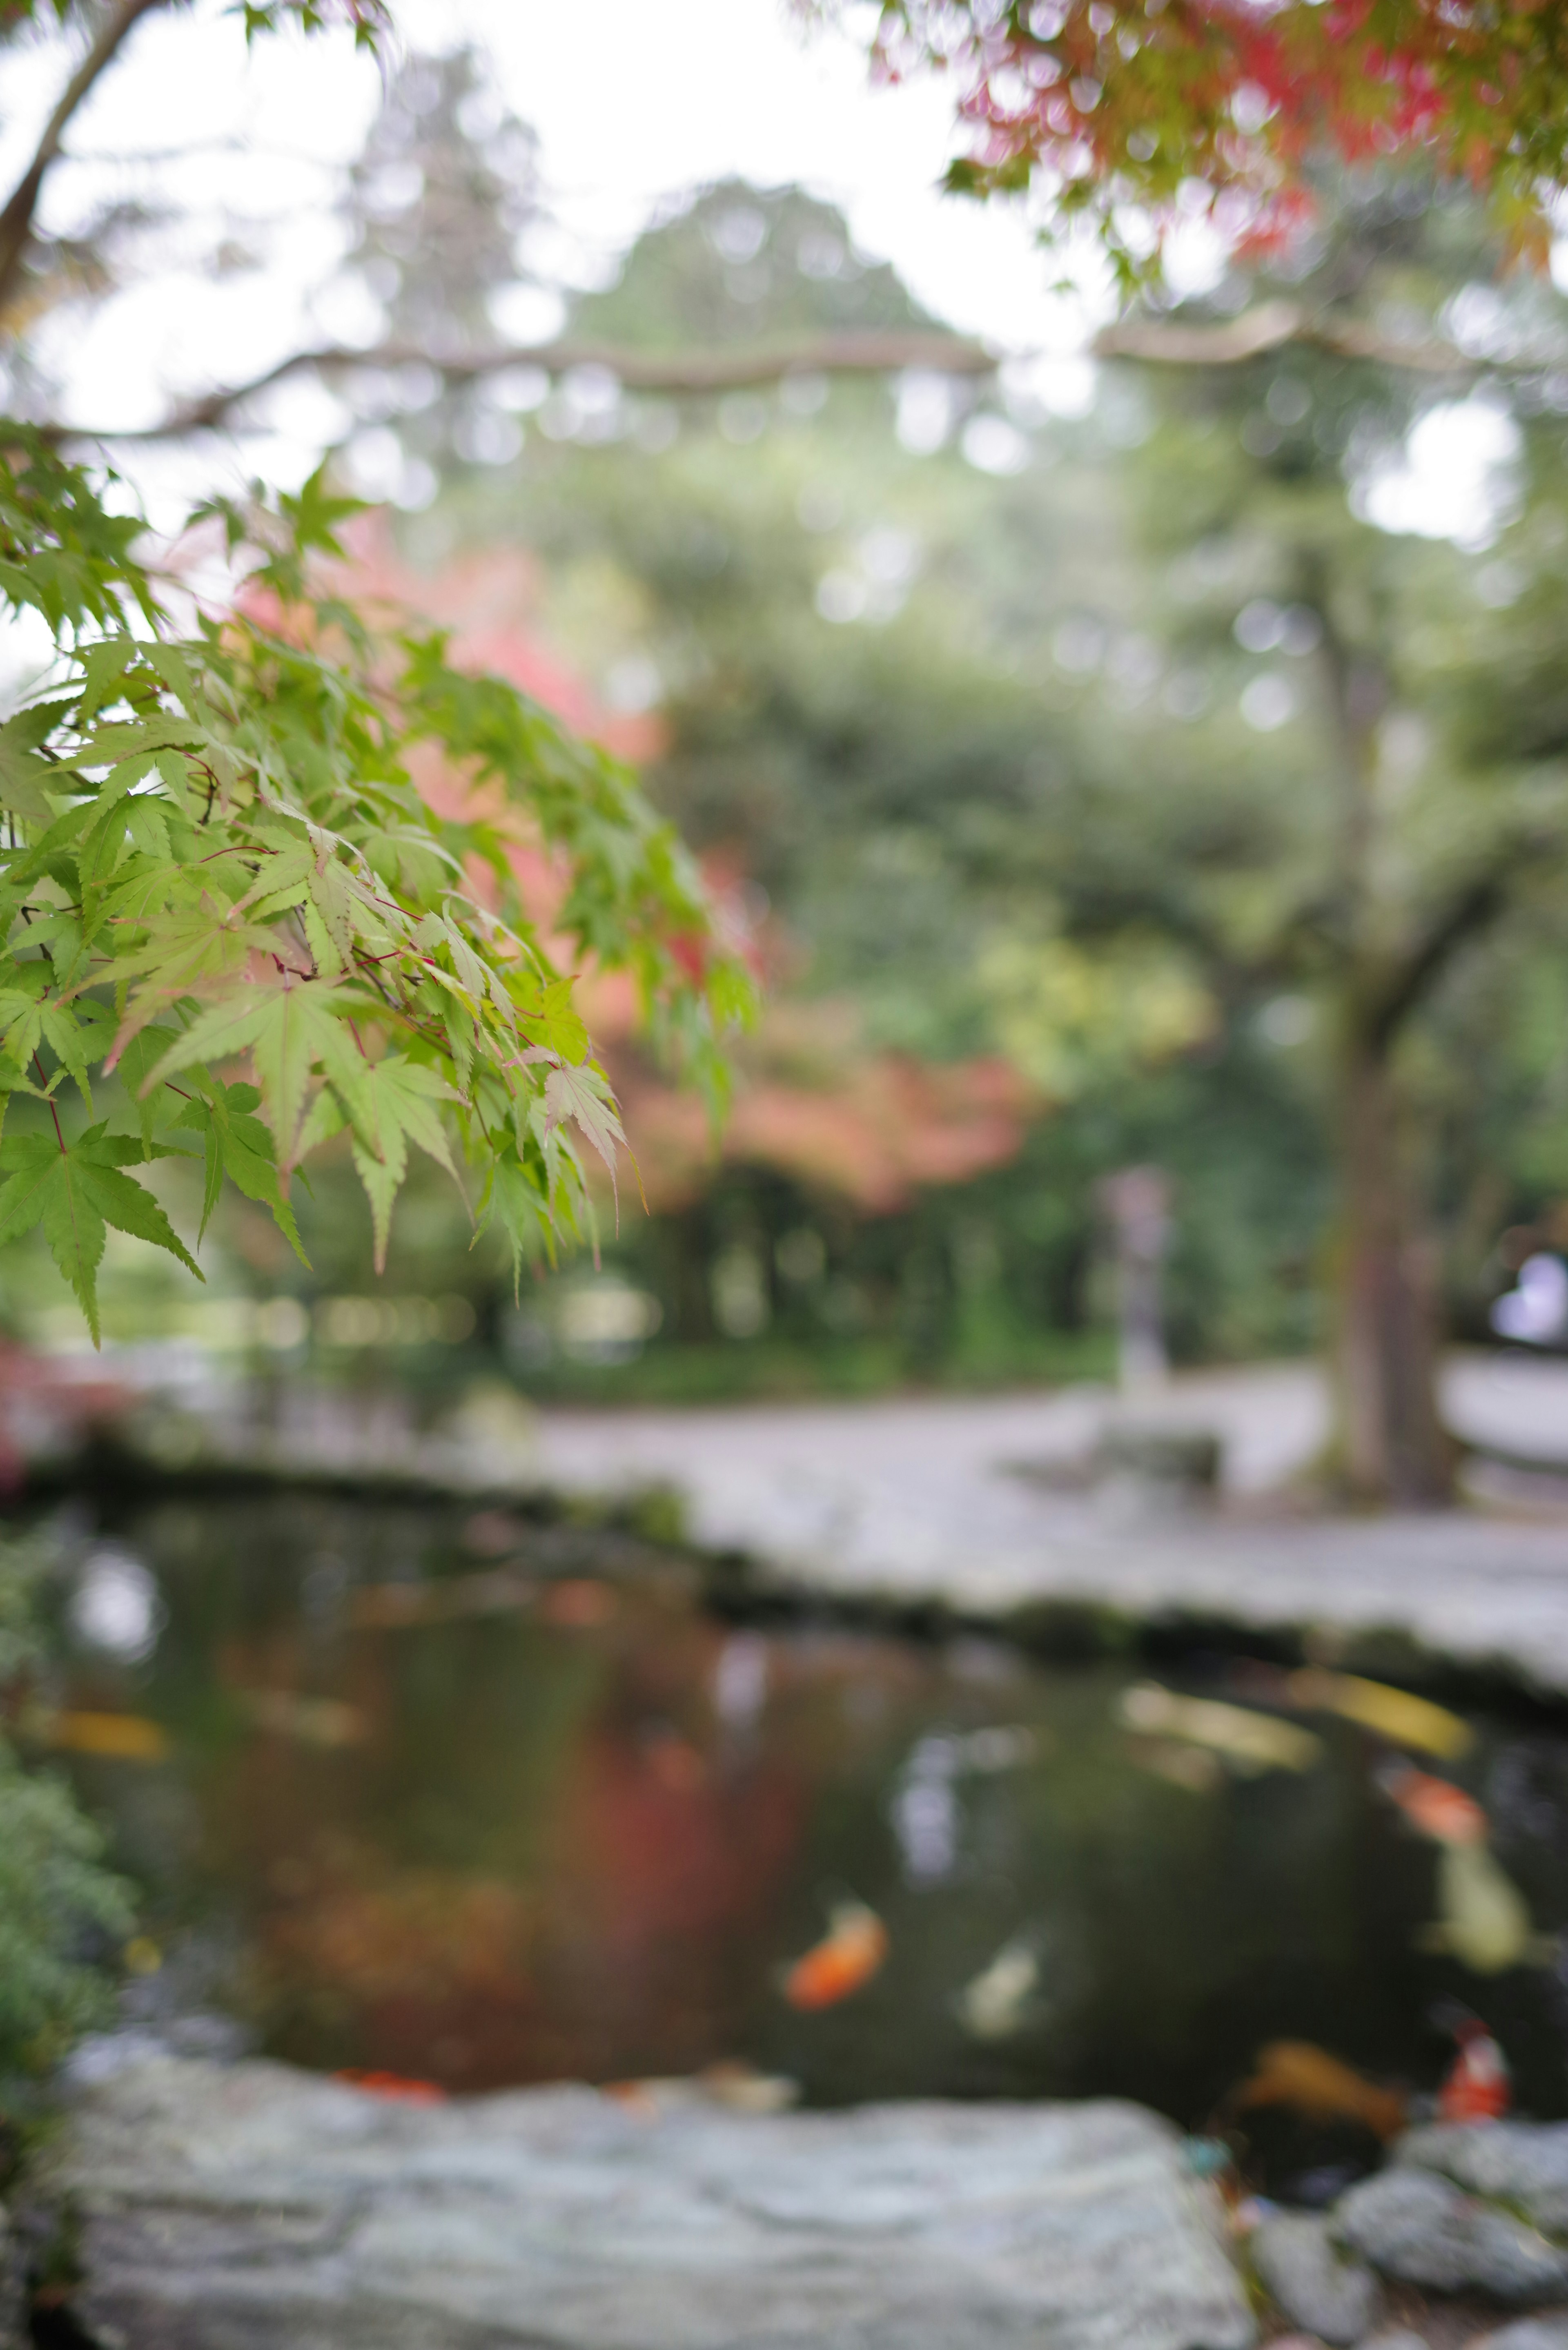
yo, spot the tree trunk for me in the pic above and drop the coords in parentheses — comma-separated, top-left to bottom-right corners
(1333, 1022, 1451, 1506)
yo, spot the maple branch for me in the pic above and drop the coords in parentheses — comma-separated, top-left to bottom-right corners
(49, 329, 998, 442)
(0, 0, 169, 324)
(1092, 299, 1489, 378)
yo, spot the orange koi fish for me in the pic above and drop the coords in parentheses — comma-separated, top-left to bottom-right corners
(1381, 1764, 1488, 1847)
(1231, 2040, 1408, 2143)
(782, 1901, 889, 2012)
(1438, 2022, 1510, 2124)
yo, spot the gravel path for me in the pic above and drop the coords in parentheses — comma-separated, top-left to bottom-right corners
(532, 1353, 1568, 1692)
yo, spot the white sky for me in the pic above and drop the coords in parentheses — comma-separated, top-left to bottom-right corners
(3, 2, 1095, 464)
(0, 0, 1529, 540)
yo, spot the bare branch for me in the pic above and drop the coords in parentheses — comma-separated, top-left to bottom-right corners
(0, 0, 170, 323)
(47, 328, 998, 442)
(1365, 843, 1547, 1048)
(1094, 301, 1484, 378)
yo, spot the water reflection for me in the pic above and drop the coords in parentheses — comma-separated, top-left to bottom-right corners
(32, 1492, 1568, 2169)
(70, 1546, 160, 1662)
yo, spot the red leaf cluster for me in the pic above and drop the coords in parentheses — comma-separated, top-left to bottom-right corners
(873, 0, 1568, 262)
(601, 1000, 1031, 1214)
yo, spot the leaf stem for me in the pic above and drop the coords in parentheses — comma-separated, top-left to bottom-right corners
(33, 1054, 64, 1152)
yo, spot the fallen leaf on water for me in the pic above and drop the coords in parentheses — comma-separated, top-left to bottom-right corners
(956, 1930, 1047, 2040)
(1117, 1683, 1321, 1774)
(1289, 1668, 1472, 1759)
(1417, 1840, 1556, 1974)
(42, 1710, 169, 1762)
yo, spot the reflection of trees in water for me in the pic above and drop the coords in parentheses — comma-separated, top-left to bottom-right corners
(76, 1499, 1568, 2139)
(202, 1587, 811, 2090)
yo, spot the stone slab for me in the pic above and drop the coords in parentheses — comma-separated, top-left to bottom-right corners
(1335, 2167, 1568, 2304)
(1399, 2124, 1568, 2239)
(1249, 2210, 1377, 2344)
(38, 2054, 1256, 2350)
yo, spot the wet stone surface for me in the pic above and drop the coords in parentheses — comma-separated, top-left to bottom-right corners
(1398, 2124, 1568, 2239)
(1469, 2318, 1568, 2349)
(40, 2053, 1256, 2350)
(1248, 2210, 1377, 2344)
(1334, 2165, 1568, 2304)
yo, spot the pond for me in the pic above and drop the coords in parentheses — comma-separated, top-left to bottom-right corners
(30, 1487, 1568, 2200)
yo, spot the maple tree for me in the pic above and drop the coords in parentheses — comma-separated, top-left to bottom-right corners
(0, 1, 756, 1341)
(860, 0, 1568, 280)
(0, 433, 749, 1340)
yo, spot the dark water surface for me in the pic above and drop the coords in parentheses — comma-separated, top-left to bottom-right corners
(35, 1489, 1568, 2182)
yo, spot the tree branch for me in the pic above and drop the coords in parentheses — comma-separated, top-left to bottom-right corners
(1366, 847, 1539, 1049)
(1093, 300, 1486, 378)
(49, 328, 998, 443)
(0, 0, 169, 324)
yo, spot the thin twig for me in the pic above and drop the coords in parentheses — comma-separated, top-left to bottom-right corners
(0, 0, 170, 322)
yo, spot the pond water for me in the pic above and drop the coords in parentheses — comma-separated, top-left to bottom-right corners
(31, 1489, 1568, 2196)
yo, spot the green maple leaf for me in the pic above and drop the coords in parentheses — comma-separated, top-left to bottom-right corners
(337, 1054, 462, 1271)
(146, 981, 359, 1172)
(0, 1127, 202, 1347)
(474, 1145, 550, 1297)
(531, 976, 590, 1064)
(176, 1079, 307, 1261)
(0, 700, 71, 825)
(542, 1061, 629, 1211)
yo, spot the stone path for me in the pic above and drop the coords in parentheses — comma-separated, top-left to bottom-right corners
(40, 2051, 1568, 2349)
(530, 1353, 1568, 1694)
(132, 1349, 1568, 1695)
(38, 2053, 1253, 2350)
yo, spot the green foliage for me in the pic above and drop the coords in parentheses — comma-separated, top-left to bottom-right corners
(0, 1, 388, 33)
(0, 432, 752, 1335)
(0, 1543, 129, 2082)
(0, 1739, 129, 2078)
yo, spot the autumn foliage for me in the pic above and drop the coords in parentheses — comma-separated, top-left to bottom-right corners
(865, 1, 1568, 271)
(327, 526, 1031, 1220)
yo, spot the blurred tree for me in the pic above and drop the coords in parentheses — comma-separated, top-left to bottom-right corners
(1006, 183, 1568, 1499)
(342, 43, 549, 476)
(371, 165, 1339, 1391)
(491, 167, 1568, 1489)
(853, 0, 1568, 281)
(0, 5, 752, 1340)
